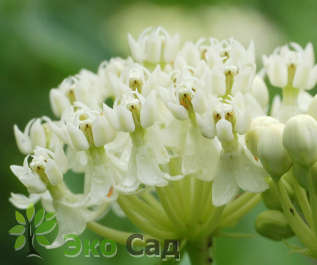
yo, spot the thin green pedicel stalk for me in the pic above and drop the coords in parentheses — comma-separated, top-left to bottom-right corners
(220, 194, 261, 228)
(87, 222, 143, 246)
(118, 196, 178, 239)
(156, 187, 187, 234)
(273, 180, 317, 250)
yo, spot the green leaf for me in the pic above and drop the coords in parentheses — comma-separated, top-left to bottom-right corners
(34, 208, 45, 228)
(35, 219, 57, 235)
(15, 211, 26, 225)
(9, 225, 25, 236)
(14, 235, 26, 251)
(36, 235, 50, 246)
(26, 204, 35, 222)
(45, 212, 56, 221)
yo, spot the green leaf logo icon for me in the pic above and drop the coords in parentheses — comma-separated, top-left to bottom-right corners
(9, 225, 25, 236)
(9, 204, 57, 258)
(15, 211, 26, 225)
(35, 219, 57, 236)
(45, 212, 56, 221)
(36, 235, 50, 247)
(26, 204, 35, 222)
(34, 208, 45, 228)
(14, 235, 26, 251)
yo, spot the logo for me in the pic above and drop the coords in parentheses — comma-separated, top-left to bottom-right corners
(9, 204, 57, 258)
(9, 205, 180, 262)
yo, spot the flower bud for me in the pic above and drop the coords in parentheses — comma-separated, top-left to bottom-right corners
(255, 210, 294, 241)
(283, 114, 317, 166)
(245, 116, 279, 157)
(257, 123, 292, 181)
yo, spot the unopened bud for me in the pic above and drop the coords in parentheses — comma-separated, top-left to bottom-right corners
(257, 123, 292, 181)
(245, 116, 279, 158)
(283, 114, 317, 166)
(255, 210, 294, 241)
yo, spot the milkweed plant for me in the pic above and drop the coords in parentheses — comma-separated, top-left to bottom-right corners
(9, 27, 317, 264)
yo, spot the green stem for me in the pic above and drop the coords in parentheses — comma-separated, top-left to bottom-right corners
(308, 174, 317, 238)
(289, 176, 313, 228)
(195, 206, 224, 239)
(187, 237, 214, 265)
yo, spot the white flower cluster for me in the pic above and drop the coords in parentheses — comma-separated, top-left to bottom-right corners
(10, 27, 317, 248)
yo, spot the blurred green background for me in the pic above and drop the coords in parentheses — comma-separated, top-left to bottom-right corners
(1, 0, 317, 264)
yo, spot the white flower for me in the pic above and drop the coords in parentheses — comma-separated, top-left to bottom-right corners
(10, 147, 111, 248)
(14, 119, 46, 154)
(14, 118, 66, 157)
(10, 156, 47, 194)
(51, 103, 116, 150)
(128, 27, 180, 64)
(264, 43, 317, 90)
(113, 90, 159, 132)
(50, 70, 106, 118)
(265, 43, 317, 122)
